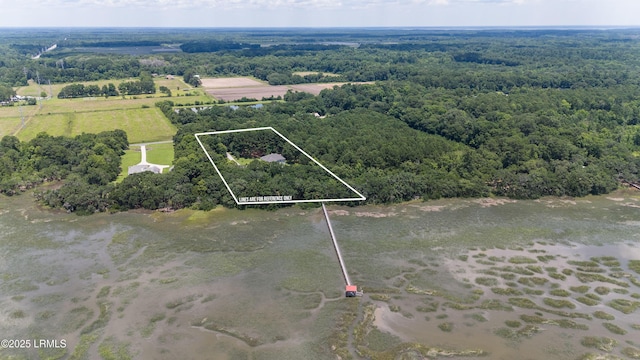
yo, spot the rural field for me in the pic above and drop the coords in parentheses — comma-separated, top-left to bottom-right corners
(202, 76, 370, 101)
(2, 76, 364, 143)
(14, 107, 176, 144)
(0, 77, 212, 143)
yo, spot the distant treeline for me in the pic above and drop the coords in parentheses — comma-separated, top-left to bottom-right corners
(58, 83, 119, 98)
(59, 40, 162, 48)
(179, 41, 259, 53)
(3, 30, 640, 90)
(57, 73, 155, 98)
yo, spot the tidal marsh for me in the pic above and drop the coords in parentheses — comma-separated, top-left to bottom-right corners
(2, 192, 640, 359)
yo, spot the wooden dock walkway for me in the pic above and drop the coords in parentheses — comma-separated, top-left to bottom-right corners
(322, 203, 351, 286)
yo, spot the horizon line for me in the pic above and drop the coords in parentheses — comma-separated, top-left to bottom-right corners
(2, 25, 640, 30)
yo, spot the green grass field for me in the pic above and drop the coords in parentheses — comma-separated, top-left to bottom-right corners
(14, 107, 176, 143)
(145, 142, 174, 165)
(1, 77, 210, 142)
(0, 117, 22, 138)
(116, 148, 142, 183)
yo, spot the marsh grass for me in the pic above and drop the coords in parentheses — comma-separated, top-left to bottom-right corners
(576, 297, 599, 306)
(98, 336, 133, 360)
(81, 301, 111, 335)
(509, 256, 538, 264)
(526, 265, 544, 274)
(508, 298, 537, 309)
(364, 329, 403, 352)
(370, 294, 391, 302)
(37, 310, 55, 320)
(575, 272, 629, 288)
(494, 325, 540, 340)
(621, 347, 640, 359)
(549, 289, 571, 297)
(505, 320, 521, 328)
(592, 257, 621, 267)
(438, 322, 453, 332)
(531, 318, 589, 330)
(500, 272, 516, 280)
(10, 310, 26, 319)
(416, 301, 439, 313)
(477, 259, 495, 266)
(581, 336, 618, 352)
(560, 320, 589, 330)
(585, 293, 601, 300)
(469, 313, 488, 322)
(444, 302, 474, 311)
(520, 314, 545, 323)
(593, 311, 615, 320)
(97, 286, 110, 298)
(478, 299, 513, 311)
(475, 277, 498, 286)
(491, 287, 523, 296)
(518, 277, 548, 287)
(607, 299, 640, 314)
(576, 266, 606, 273)
(594, 286, 611, 295)
(60, 306, 94, 333)
(543, 298, 576, 309)
(141, 313, 166, 338)
(548, 272, 567, 280)
(69, 332, 101, 360)
(537, 255, 555, 263)
(602, 322, 627, 335)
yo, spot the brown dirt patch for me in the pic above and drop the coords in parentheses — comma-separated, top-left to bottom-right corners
(201, 77, 373, 101)
(206, 86, 291, 101)
(200, 77, 266, 88)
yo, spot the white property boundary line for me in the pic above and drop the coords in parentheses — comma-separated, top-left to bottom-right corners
(194, 127, 366, 205)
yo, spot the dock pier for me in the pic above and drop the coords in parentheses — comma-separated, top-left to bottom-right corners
(322, 203, 361, 297)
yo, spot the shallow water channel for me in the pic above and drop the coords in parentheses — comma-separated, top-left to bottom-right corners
(1, 191, 639, 359)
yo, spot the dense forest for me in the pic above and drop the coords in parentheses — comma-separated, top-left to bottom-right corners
(1, 28, 640, 213)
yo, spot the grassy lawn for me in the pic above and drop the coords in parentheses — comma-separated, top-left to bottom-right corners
(115, 143, 173, 183)
(116, 148, 142, 183)
(145, 142, 174, 165)
(235, 156, 256, 166)
(14, 108, 176, 143)
(0, 117, 23, 138)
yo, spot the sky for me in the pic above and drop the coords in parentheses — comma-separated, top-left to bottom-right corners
(0, 0, 638, 28)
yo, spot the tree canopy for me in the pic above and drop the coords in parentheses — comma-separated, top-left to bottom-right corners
(2, 28, 640, 213)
